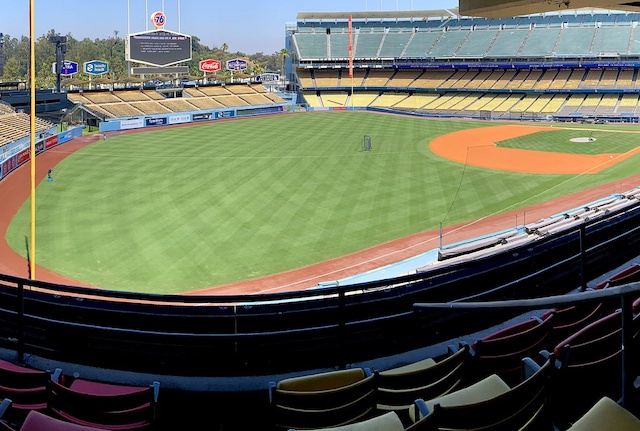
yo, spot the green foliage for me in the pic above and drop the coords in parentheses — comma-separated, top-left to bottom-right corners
(0, 31, 282, 86)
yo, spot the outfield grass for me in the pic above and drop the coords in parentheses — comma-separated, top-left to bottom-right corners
(6, 112, 640, 293)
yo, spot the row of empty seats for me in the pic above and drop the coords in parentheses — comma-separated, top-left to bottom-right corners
(304, 90, 640, 117)
(298, 68, 640, 91)
(0, 358, 159, 431)
(294, 15, 640, 60)
(0, 112, 56, 147)
(297, 12, 640, 34)
(269, 263, 640, 430)
(69, 85, 287, 119)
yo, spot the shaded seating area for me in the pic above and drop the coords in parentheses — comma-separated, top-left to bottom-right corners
(0, 359, 159, 431)
(48, 377, 160, 431)
(375, 344, 471, 424)
(268, 368, 376, 430)
(407, 357, 555, 431)
(468, 313, 555, 386)
(566, 397, 640, 431)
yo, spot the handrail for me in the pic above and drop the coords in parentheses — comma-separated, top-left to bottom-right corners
(414, 281, 640, 408)
(414, 282, 640, 310)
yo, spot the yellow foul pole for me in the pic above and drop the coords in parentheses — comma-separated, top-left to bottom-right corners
(29, 0, 36, 280)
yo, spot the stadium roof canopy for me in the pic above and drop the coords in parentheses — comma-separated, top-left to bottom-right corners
(460, 0, 640, 17)
(296, 9, 459, 21)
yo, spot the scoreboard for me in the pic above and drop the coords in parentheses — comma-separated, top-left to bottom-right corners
(126, 30, 192, 67)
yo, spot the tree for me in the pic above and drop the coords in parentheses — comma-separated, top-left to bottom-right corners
(279, 48, 289, 86)
(221, 43, 228, 53)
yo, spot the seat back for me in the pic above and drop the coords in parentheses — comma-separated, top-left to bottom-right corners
(376, 345, 471, 417)
(0, 359, 57, 421)
(269, 368, 377, 430)
(21, 410, 105, 431)
(549, 310, 634, 428)
(544, 303, 606, 349)
(471, 314, 554, 386)
(406, 357, 554, 431)
(47, 380, 159, 431)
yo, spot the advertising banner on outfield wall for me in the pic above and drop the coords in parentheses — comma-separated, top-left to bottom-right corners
(169, 114, 190, 125)
(45, 135, 59, 150)
(121, 119, 145, 130)
(192, 113, 212, 122)
(17, 149, 30, 166)
(2, 156, 17, 179)
(145, 117, 168, 127)
(215, 111, 235, 119)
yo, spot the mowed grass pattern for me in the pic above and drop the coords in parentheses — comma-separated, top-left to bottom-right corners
(6, 112, 639, 293)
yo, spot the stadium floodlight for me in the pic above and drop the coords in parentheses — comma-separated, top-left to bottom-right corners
(459, 0, 640, 17)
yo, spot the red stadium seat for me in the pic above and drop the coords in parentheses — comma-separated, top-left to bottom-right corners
(47, 377, 160, 431)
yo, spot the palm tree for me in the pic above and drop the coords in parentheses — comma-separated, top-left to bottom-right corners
(279, 48, 289, 88)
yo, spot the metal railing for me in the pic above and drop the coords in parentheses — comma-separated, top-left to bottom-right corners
(414, 281, 640, 408)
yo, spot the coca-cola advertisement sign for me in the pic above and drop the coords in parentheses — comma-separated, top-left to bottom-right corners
(199, 59, 221, 72)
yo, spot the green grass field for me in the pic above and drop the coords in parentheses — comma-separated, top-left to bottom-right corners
(6, 112, 640, 293)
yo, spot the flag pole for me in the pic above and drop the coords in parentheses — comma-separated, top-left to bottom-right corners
(29, 0, 36, 280)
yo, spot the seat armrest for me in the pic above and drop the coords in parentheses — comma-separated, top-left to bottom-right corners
(52, 368, 63, 382)
(0, 398, 11, 418)
(413, 398, 430, 422)
(151, 381, 160, 403)
(268, 381, 276, 404)
(521, 357, 540, 381)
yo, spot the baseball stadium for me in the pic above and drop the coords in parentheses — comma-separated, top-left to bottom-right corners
(1, 1, 640, 430)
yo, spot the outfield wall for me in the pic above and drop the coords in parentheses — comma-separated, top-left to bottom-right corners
(98, 104, 294, 133)
(0, 126, 82, 181)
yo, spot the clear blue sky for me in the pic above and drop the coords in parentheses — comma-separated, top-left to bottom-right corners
(1, 0, 458, 54)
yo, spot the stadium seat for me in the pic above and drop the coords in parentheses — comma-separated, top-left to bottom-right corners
(287, 411, 404, 431)
(546, 309, 638, 428)
(469, 313, 555, 386)
(0, 359, 61, 422)
(14, 409, 104, 431)
(268, 368, 377, 430)
(566, 397, 640, 431)
(406, 356, 554, 431)
(47, 377, 160, 430)
(375, 344, 471, 424)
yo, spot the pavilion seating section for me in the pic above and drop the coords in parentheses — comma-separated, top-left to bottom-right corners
(0, 112, 56, 147)
(68, 84, 286, 120)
